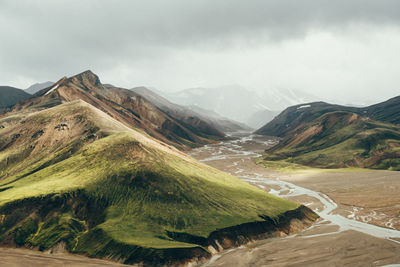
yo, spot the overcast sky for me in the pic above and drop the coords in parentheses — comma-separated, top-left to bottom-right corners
(1, 0, 400, 104)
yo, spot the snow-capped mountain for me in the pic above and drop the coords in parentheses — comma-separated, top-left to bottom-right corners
(161, 85, 321, 128)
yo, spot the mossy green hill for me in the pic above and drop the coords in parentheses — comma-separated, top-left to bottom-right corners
(260, 111, 400, 170)
(0, 100, 315, 265)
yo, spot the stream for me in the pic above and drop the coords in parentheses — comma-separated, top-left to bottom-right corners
(189, 133, 400, 244)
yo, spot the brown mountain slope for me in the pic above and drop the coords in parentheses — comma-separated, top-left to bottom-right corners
(11, 70, 224, 149)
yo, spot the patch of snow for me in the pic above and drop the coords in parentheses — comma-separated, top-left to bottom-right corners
(254, 103, 271, 111)
(297, 104, 311, 109)
(45, 84, 59, 95)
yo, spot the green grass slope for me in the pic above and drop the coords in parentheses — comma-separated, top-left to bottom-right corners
(0, 100, 315, 265)
(260, 111, 400, 170)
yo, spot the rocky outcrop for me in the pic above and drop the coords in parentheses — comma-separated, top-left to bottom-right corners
(177, 205, 318, 266)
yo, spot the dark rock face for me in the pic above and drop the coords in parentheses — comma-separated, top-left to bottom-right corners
(55, 123, 69, 131)
(167, 205, 317, 256)
(31, 130, 44, 139)
(0, 86, 31, 108)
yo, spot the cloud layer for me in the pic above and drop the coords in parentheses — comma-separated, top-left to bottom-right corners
(1, 0, 400, 104)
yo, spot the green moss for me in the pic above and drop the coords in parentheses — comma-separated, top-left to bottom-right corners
(0, 132, 297, 249)
(15, 218, 38, 246)
(29, 214, 87, 250)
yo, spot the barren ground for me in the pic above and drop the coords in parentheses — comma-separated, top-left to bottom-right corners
(189, 133, 400, 267)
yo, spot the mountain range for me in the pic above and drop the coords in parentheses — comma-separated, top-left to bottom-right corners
(0, 70, 317, 265)
(4, 81, 322, 130)
(12, 71, 227, 150)
(161, 86, 320, 128)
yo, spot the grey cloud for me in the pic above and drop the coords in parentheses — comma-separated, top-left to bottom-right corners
(1, 0, 400, 95)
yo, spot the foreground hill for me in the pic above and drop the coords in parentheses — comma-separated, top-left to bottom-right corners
(256, 99, 400, 170)
(131, 86, 251, 133)
(11, 70, 225, 149)
(0, 100, 316, 265)
(0, 86, 31, 109)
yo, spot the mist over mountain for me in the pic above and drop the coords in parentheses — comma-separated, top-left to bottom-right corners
(160, 85, 320, 128)
(247, 109, 279, 129)
(130, 86, 250, 133)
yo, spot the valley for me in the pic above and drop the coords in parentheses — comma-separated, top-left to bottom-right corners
(190, 133, 400, 266)
(0, 71, 317, 266)
(3, 2, 400, 266)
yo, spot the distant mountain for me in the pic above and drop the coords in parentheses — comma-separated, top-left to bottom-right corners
(25, 81, 54, 94)
(247, 109, 279, 129)
(0, 86, 31, 108)
(185, 105, 252, 132)
(13, 70, 225, 149)
(162, 85, 320, 126)
(255, 96, 400, 170)
(131, 87, 251, 133)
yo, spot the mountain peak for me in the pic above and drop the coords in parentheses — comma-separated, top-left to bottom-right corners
(37, 70, 102, 97)
(68, 70, 102, 89)
(78, 69, 96, 76)
(71, 70, 100, 83)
